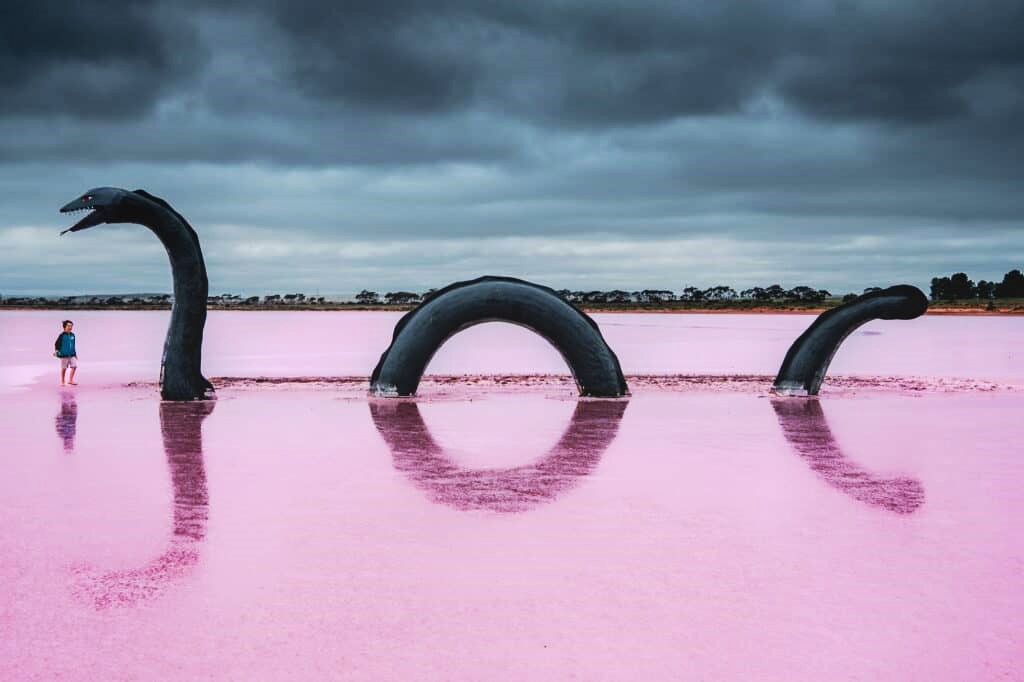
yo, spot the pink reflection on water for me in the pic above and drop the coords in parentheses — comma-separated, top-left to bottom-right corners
(772, 397, 925, 514)
(370, 399, 627, 512)
(70, 401, 213, 609)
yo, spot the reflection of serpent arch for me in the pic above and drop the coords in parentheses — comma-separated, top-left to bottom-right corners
(369, 399, 627, 512)
(59, 188, 213, 400)
(771, 398, 924, 514)
(71, 401, 213, 609)
(370, 276, 628, 397)
(774, 285, 928, 396)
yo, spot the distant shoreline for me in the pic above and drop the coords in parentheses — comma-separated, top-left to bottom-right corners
(3, 302, 1022, 315)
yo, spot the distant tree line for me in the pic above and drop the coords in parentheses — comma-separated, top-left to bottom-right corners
(929, 269, 1024, 301)
(355, 290, 424, 305)
(252, 293, 327, 305)
(6, 270, 1024, 309)
(353, 284, 834, 306)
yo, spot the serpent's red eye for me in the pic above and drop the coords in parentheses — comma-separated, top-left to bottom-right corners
(83, 195, 92, 201)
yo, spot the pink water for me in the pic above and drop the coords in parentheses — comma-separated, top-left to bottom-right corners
(1, 311, 1022, 680)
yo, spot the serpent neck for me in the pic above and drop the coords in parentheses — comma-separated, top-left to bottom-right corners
(142, 206, 208, 386)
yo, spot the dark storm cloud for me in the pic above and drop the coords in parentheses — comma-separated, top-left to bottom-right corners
(5, 0, 1022, 129)
(255, 0, 780, 125)
(270, 0, 482, 115)
(775, 3, 1024, 123)
(0, 1, 204, 120)
(1, 1, 1022, 295)
(250, 0, 1024, 127)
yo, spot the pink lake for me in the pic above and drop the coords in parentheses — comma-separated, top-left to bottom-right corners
(1, 310, 1022, 680)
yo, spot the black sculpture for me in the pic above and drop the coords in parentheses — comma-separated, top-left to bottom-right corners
(774, 285, 927, 396)
(369, 399, 627, 512)
(771, 398, 924, 514)
(370, 276, 628, 397)
(60, 188, 213, 400)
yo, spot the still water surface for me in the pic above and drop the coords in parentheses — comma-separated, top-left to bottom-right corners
(1, 311, 1021, 680)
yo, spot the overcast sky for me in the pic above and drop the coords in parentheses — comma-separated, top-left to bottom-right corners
(1, 0, 1021, 296)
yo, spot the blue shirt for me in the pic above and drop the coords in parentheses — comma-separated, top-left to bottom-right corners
(57, 332, 76, 357)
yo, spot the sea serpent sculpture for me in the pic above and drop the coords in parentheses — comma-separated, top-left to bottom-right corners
(370, 275, 628, 397)
(53, 188, 924, 404)
(60, 188, 213, 400)
(773, 285, 928, 396)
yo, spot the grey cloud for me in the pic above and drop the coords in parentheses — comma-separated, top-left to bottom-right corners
(774, 1, 1024, 123)
(6, 220, 1021, 297)
(2, 0, 1022, 166)
(0, 1, 1022, 296)
(7, 0, 1022, 132)
(252, 0, 779, 126)
(252, 0, 1024, 127)
(0, 1, 205, 119)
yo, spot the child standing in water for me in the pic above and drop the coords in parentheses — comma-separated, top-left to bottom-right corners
(54, 320, 78, 385)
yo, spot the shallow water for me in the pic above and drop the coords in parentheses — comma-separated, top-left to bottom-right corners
(1, 311, 1022, 680)
(3, 309, 1023, 390)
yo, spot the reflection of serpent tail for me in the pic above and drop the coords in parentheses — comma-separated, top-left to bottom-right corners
(774, 285, 927, 396)
(59, 188, 213, 400)
(71, 401, 214, 609)
(370, 399, 627, 512)
(370, 276, 627, 397)
(771, 398, 924, 514)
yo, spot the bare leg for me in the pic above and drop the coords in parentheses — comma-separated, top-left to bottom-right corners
(68, 367, 77, 385)
(61, 367, 67, 385)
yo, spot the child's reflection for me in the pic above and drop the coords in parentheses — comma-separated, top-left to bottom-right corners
(54, 390, 78, 453)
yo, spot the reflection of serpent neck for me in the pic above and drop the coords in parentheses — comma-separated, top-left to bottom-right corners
(160, 401, 213, 542)
(771, 398, 923, 514)
(370, 399, 627, 512)
(72, 401, 213, 609)
(136, 192, 211, 401)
